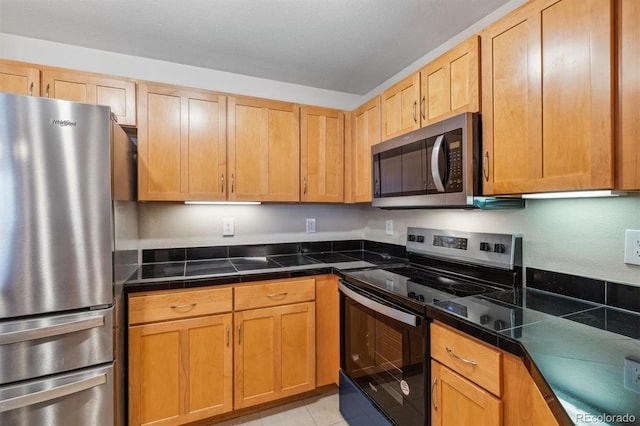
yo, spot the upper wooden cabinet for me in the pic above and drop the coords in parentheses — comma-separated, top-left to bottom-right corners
(227, 96, 300, 202)
(380, 73, 421, 140)
(481, 0, 614, 195)
(348, 96, 381, 203)
(137, 83, 227, 201)
(42, 68, 137, 126)
(300, 106, 344, 202)
(0, 61, 40, 95)
(617, 0, 640, 190)
(420, 36, 480, 125)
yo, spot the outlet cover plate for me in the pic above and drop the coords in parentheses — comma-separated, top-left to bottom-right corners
(222, 218, 234, 236)
(624, 357, 640, 393)
(385, 220, 393, 235)
(306, 218, 316, 233)
(624, 230, 640, 265)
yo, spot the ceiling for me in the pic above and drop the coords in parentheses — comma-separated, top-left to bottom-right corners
(0, 0, 510, 95)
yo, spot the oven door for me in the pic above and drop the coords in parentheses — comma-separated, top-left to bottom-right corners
(339, 281, 426, 426)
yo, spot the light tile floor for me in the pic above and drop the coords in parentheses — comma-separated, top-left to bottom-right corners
(213, 388, 347, 426)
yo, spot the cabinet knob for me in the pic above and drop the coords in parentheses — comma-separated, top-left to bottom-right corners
(45, 84, 50, 98)
(221, 174, 225, 193)
(29, 82, 34, 96)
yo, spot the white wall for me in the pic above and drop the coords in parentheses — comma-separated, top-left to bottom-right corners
(362, 195, 640, 286)
(134, 195, 640, 287)
(137, 203, 365, 249)
(0, 33, 360, 110)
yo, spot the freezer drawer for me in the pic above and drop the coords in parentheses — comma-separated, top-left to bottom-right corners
(0, 363, 114, 426)
(0, 307, 113, 384)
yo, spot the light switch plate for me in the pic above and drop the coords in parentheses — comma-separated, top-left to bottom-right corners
(385, 220, 393, 235)
(222, 218, 234, 236)
(306, 218, 316, 233)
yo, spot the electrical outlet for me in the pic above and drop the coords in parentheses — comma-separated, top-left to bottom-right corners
(624, 357, 640, 394)
(222, 218, 234, 236)
(624, 230, 640, 266)
(306, 218, 316, 233)
(385, 220, 393, 235)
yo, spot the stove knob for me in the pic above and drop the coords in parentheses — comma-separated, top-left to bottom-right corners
(480, 314, 491, 325)
(494, 319, 506, 331)
(416, 235, 425, 243)
(494, 243, 506, 254)
(480, 242, 491, 252)
(408, 234, 416, 242)
(408, 291, 416, 299)
(417, 295, 425, 302)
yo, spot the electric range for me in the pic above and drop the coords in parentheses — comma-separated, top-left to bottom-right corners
(338, 227, 523, 426)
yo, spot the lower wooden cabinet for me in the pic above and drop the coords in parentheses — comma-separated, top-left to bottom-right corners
(234, 302, 316, 409)
(128, 277, 320, 425)
(430, 322, 560, 426)
(431, 360, 502, 426)
(128, 313, 233, 426)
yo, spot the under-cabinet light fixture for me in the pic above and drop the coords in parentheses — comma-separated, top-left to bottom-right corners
(184, 201, 261, 205)
(521, 190, 627, 199)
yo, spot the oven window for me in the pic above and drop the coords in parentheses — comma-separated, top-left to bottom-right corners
(343, 297, 425, 425)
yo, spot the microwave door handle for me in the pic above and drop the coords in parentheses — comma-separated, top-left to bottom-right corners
(339, 281, 417, 327)
(430, 134, 446, 192)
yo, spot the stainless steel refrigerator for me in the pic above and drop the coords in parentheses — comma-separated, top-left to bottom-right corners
(0, 93, 135, 425)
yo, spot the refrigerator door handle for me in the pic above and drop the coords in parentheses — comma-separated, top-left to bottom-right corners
(0, 373, 106, 413)
(0, 316, 105, 346)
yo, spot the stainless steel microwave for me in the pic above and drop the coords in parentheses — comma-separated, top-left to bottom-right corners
(372, 112, 523, 209)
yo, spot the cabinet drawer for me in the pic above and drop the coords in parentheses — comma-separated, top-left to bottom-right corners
(431, 322, 502, 396)
(234, 278, 315, 310)
(128, 287, 232, 325)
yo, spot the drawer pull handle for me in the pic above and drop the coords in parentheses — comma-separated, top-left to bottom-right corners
(169, 303, 197, 310)
(431, 378, 438, 410)
(446, 347, 477, 365)
(238, 324, 242, 345)
(266, 292, 288, 299)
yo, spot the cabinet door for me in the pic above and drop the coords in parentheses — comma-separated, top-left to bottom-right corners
(129, 313, 233, 426)
(482, 0, 613, 195)
(227, 96, 300, 201)
(502, 353, 559, 426)
(431, 360, 502, 426)
(137, 83, 227, 201)
(300, 106, 344, 202)
(235, 302, 316, 409)
(420, 35, 480, 125)
(0, 61, 40, 95)
(350, 96, 381, 203)
(617, 0, 640, 190)
(41, 69, 136, 126)
(380, 73, 420, 140)
(315, 275, 339, 386)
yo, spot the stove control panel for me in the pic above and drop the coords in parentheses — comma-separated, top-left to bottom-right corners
(406, 227, 522, 270)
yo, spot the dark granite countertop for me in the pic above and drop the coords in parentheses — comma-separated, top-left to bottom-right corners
(124, 247, 408, 292)
(427, 287, 640, 425)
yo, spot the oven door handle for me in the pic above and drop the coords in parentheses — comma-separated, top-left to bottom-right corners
(339, 281, 417, 327)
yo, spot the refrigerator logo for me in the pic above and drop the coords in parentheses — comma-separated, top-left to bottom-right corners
(52, 119, 77, 127)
